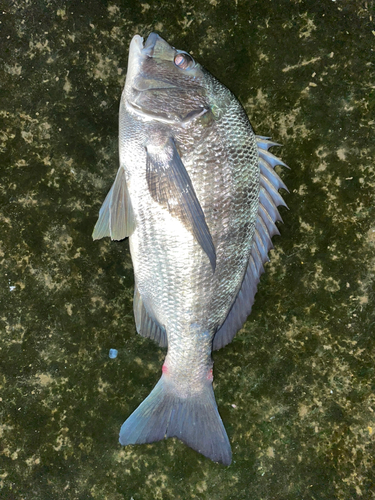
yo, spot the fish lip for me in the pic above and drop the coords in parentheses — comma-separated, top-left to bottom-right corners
(130, 34, 178, 93)
(125, 34, 169, 95)
(129, 34, 144, 57)
(142, 32, 161, 57)
(124, 35, 145, 94)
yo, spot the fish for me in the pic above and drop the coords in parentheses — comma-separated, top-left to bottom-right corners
(92, 33, 288, 466)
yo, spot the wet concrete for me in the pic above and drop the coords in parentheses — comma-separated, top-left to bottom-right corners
(0, 1, 374, 498)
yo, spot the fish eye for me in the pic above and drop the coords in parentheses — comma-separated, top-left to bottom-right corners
(174, 52, 195, 70)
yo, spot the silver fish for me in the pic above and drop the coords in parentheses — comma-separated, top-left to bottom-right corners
(93, 33, 288, 465)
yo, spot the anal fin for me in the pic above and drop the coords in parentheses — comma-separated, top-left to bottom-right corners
(134, 285, 167, 348)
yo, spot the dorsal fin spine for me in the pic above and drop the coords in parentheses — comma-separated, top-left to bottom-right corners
(212, 136, 289, 351)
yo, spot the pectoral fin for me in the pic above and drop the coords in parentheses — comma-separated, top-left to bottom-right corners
(146, 137, 216, 271)
(92, 167, 135, 241)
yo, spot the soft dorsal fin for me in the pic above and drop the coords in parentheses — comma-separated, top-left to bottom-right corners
(92, 167, 135, 241)
(213, 136, 288, 351)
(146, 136, 216, 272)
(133, 285, 168, 348)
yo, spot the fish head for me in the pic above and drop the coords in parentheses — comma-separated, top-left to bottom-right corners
(123, 33, 219, 128)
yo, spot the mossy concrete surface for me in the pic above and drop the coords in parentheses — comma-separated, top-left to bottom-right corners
(0, 1, 374, 499)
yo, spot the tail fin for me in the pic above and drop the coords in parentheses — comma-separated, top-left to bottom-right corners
(119, 375, 232, 465)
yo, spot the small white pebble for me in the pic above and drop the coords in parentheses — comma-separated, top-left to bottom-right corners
(109, 348, 118, 359)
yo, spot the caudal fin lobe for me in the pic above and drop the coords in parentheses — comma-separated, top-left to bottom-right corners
(119, 376, 232, 465)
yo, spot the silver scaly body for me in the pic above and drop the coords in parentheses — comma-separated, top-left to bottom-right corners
(93, 33, 289, 465)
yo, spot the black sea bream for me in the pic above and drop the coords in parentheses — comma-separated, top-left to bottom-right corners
(93, 33, 288, 465)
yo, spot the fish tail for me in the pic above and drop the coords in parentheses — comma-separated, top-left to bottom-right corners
(119, 375, 232, 465)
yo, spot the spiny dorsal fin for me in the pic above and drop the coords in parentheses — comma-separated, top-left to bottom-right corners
(213, 136, 288, 350)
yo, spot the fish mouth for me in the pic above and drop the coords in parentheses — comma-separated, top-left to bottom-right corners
(128, 32, 163, 58)
(125, 33, 208, 127)
(126, 33, 178, 94)
(142, 32, 161, 57)
(124, 35, 144, 95)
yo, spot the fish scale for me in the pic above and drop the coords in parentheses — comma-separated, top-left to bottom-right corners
(92, 33, 289, 465)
